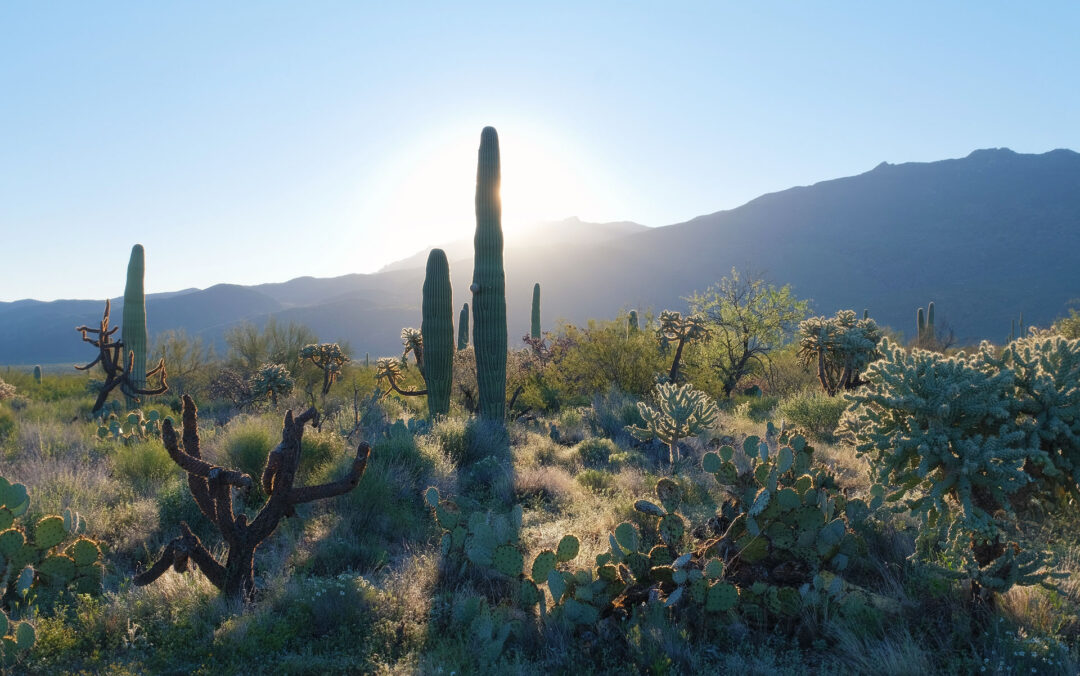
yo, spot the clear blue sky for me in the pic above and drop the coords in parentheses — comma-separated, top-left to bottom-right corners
(2, 2, 1078, 301)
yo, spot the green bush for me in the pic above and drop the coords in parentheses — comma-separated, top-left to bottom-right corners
(433, 416, 469, 463)
(576, 437, 617, 467)
(0, 406, 15, 442)
(218, 416, 275, 479)
(728, 394, 779, 422)
(299, 427, 345, 479)
(575, 468, 614, 493)
(111, 439, 179, 487)
(776, 390, 849, 440)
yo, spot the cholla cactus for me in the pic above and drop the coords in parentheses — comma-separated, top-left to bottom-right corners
(300, 343, 349, 396)
(990, 334, 1080, 494)
(400, 328, 425, 377)
(0, 379, 14, 401)
(797, 310, 883, 395)
(839, 339, 1056, 599)
(656, 310, 709, 383)
(375, 357, 427, 398)
(627, 382, 718, 464)
(250, 363, 294, 407)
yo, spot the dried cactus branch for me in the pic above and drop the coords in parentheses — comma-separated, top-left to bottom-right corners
(74, 301, 168, 412)
(136, 395, 369, 598)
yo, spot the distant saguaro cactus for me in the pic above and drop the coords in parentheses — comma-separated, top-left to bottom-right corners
(458, 303, 470, 350)
(32, 365, 41, 384)
(471, 126, 507, 421)
(531, 283, 541, 340)
(422, 249, 453, 417)
(122, 244, 148, 409)
(916, 301, 935, 345)
(627, 310, 639, 336)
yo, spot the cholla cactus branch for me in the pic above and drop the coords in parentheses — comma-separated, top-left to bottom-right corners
(375, 358, 428, 398)
(136, 395, 371, 598)
(628, 382, 718, 464)
(75, 300, 168, 413)
(656, 310, 709, 383)
(797, 310, 883, 396)
(300, 343, 349, 396)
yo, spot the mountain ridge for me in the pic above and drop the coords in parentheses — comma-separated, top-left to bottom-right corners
(3, 147, 1078, 366)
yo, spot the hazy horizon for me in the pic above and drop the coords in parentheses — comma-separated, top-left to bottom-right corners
(3, 3, 1079, 301)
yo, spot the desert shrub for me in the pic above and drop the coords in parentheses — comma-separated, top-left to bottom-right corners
(432, 416, 469, 463)
(729, 394, 779, 422)
(111, 439, 180, 487)
(585, 387, 644, 441)
(576, 437, 618, 467)
(608, 450, 648, 469)
(575, 468, 614, 493)
(299, 426, 345, 479)
(217, 416, 275, 480)
(543, 315, 665, 403)
(776, 390, 849, 441)
(0, 406, 16, 442)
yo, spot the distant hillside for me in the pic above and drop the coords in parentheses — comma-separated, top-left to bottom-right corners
(2, 148, 1078, 366)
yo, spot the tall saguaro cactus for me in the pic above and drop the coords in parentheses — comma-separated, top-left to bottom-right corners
(916, 301, 935, 345)
(471, 127, 507, 421)
(422, 249, 453, 417)
(531, 283, 541, 340)
(458, 303, 470, 350)
(122, 244, 148, 409)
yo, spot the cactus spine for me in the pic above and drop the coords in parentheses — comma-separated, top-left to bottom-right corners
(122, 244, 147, 408)
(458, 303, 469, 350)
(422, 249, 453, 417)
(530, 283, 541, 340)
(32, 365, 41, 384)
(471, 127, 507, 421)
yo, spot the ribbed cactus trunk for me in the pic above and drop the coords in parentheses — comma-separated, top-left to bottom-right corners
(421, 249, 453, 418)
(916, 307, 926, 342)
(530, 283, 541, 340)
(458, 303, 469, 350)
(122, 244, 147, 409)
(926, 301, 935, 342)
(471, 127, 507, 421)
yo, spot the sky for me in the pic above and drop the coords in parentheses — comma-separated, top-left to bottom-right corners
(2, 2, 1078, 301)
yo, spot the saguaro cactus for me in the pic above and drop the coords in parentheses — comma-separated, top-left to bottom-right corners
(627, 310, 639, 336)
(471, 126, 507, 421)
(122, 245, 148, 409)
(531, 283, 541, 340)
(916, 301, 935, 345)
(458, 303, 470, 350)
(32, 365, 41, 384)
(422, 249, 453, 417)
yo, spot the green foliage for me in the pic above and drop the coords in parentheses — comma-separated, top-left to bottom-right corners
(471, 126, 507, 421)
(627, 383, 718, 464)
(219, 416, 275, 482)
(575, 437, 618, 468)
(151, 329, 214, 397)
(111, 439, 179, 486)
(545, 315, 665, 403)
(839, 339, 1059, 596)
(422, 249, 454, 417)
(225, 317, 318, 374)
(0, 476, 103, 611)
(122, 244, 147, 408)
(797, 310, 883, 396)
(776, 391, 849, 441)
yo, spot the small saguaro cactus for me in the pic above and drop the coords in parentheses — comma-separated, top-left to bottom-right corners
(530, 283, 541, 340)
(32, 366, 41, 385)
(916, 301, 935, 346)
(122, 244, 148, 409)
(75, 300, 168, 414)
(458, 303, 470, 350)
(422, 249, 454, 417)
(627, 310, 639, 336)
(135, 395, 371, 599)
(471, 126, 507, 421)
(627, 382, 719, 464)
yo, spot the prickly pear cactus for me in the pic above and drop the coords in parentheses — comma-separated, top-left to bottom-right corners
(96, 408, 163, 444)
(0, 477, 103, 609)
(0, 608, 35, 669)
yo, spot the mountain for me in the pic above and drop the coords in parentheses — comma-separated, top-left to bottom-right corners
(3, 148, 1079, 366)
